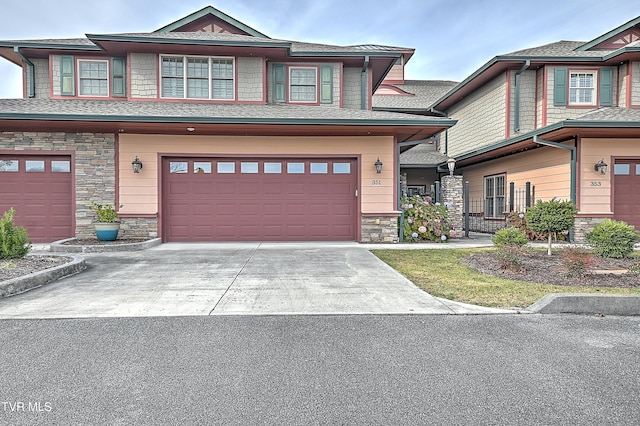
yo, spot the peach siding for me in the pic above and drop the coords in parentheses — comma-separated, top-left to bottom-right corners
(462, 146, 570, 204)
(579, 138, 640, 214)
(118, 134, 396, 215)
(384, 64, 403, 82)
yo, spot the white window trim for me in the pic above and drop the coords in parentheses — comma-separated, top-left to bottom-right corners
(288, 66, 318, 103)
(484, 174, 506, 219)
(568, 70, 598, 106)
(77, 59, 109, 97)
(160, 55, 236, 101)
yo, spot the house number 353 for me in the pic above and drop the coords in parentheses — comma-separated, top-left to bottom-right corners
(371, 179, 382, 186)
(590, 181, 602, 186)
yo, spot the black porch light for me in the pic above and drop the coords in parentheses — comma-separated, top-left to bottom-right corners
(594, 159, 608, 175)
(374, 157, 383, 174)
(132, 156, 143, 173)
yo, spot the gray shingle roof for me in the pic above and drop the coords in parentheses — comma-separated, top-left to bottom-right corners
(400, 142, 448, 165)
(502, 40, 606, 57)
(0, 98, 453, 124)
(3, 33, 408, 56)
(572, 107, 640, 122)
(373, 80, 459, 110)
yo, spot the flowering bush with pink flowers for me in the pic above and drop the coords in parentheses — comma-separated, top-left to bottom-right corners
(400, 195, 451, 242)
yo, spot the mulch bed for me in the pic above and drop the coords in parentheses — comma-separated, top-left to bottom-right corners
(61, 238, 151, 246)
(1, 256, 72, 281)
(462, 250, 640, 288)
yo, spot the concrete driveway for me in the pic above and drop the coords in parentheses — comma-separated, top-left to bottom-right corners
(0, 243, 513, 318)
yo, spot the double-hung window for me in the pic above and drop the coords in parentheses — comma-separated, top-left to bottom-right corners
(289, 67, 317, 103)
(484, 174, 505, 218)
(569, 71, 596, 106)
(78, 60, 109, 96)
(161, 55, 235, 100)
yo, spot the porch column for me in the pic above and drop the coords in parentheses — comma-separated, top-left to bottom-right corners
(441, 175, 463, 239)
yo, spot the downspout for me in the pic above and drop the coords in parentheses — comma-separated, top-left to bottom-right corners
(361, 55, 370, 110)
(533, 135, 576, 241)
(397, 136, 438, 242)
(14, 46, 35, 98)
(513, 60, 530, 133)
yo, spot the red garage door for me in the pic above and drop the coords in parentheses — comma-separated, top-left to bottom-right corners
(613, 160, 640, 230)
(0, 155, 73, 243)
(163, 158, 357, 242)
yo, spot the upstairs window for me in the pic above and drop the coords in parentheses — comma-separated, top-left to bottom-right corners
(78, 60, 109, 97)
(569, 71, 596, 106)
(289, 67, 317, 103)
(161, 55, 235, 100)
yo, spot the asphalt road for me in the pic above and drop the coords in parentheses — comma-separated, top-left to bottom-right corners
(1, 314, 639, 425)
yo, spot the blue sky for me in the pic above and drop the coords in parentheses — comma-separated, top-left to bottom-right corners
(0, 0, 638, 98)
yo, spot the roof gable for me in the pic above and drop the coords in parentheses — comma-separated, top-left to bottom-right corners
(577, 16, 640, 51)
(154, 5, 269, 38)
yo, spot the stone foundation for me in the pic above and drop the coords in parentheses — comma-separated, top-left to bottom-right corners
(361, 216, 399, 243)
(573, 216, 609, 242)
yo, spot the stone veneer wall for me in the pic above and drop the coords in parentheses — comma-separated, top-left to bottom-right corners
(119, 217, 158, 239)
(1, 131, 117, 239)
(573, 216, 608, 243)
(360, 216, 399, 243)
(441, 175, 463, 238)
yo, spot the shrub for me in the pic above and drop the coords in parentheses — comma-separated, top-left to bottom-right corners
(585, 219, 640, 258)
(90, 202, 119, 223)
(493, 227, 529, 247)
(400, 195, 451, 242)
(526, 198, 577, 255)
(0, 208, 31, 259)
(560, 248, 599, 279)
(493, 244, 529, 272)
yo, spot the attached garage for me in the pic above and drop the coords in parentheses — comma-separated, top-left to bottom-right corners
(613, 159, 640, 230)
(162, 157, 358, 242)
(0, 154, 73, 243)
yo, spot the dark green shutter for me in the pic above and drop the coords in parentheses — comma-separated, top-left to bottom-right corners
(320, 65, 333, 104)
(599, 67, 613, 107)
(273, 64, 286, 102)
(60, 55, 75, 96)
(112, 57, 126, 97)
(553, 67, 567, 107)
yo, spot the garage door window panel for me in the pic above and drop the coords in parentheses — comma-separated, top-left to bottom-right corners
(217, 162, 235, 173)
(0, 160, 19, 172)
(52, 161, 71, 172)
(170, 162, 188, 173)
(241, 162, 259, 173)
(26, 161, 45, 172)
(194, 162, 211, 174)
(264, 162, 282, 174)
(333, 163, 351, 174)
(614, 164, 630, 175)
(310, 162, 328, 174)
(287, 162, 305, 173)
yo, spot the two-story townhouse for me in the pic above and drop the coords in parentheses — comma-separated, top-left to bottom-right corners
(425, 15, 640, 238)
(0, 5, 455, 243)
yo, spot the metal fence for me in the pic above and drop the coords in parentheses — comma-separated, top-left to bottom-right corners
(462, 181, 534, 234)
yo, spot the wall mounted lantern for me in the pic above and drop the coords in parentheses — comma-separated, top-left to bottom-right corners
(594, 159, 608, 175)
(447, 157, 456, 176)
(374, 158, 383, 174)
(132, 156, 143, 173)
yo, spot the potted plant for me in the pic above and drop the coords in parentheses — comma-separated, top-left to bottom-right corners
(90, 202, 120, 241)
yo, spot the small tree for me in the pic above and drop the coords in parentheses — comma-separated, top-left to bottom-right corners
(525, 198, 577, 256)
(0, 208, 31, 259)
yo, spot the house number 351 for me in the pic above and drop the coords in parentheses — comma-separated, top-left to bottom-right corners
(371, 179, 382, 186)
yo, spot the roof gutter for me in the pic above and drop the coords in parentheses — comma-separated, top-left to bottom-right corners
(361, 55, 370, 110)
(13, 47, 35, 98)
(514, 60, 530, 132)
(533, 135, 576, 241)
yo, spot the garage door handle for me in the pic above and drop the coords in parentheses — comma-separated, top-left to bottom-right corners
(355, 189, 358, 197)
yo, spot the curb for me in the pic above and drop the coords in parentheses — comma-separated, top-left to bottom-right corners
(528, 293, 640, 316)
(50, 238, 163, 253)
(0, 255, 86, 298)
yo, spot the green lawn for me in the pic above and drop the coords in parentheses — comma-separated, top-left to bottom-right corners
(371, 248, 640, 309)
